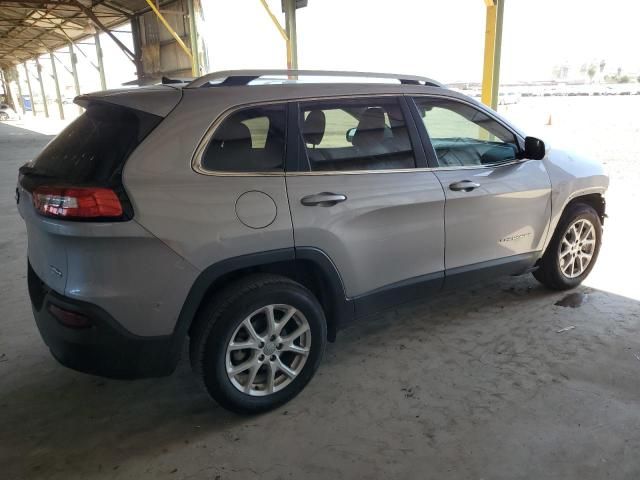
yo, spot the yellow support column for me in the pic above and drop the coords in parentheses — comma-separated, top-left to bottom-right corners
(481, 0, 497, 107)
(259, 0, 292, 69)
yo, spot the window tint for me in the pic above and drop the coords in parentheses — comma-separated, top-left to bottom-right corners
(30, 104, 161, 185)
(413, 97, 519, 167)
(300, 97, 415, 171)
(202, 105, 286, 172)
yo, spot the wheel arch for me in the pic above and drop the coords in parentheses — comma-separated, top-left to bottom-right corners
(541, 191, 606, 258)
(564, 192, 606, 224)
(172, 248, 352, 357)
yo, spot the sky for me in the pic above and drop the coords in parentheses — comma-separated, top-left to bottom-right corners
(8, 0, 640, 102)
(201, 0, 640, 83)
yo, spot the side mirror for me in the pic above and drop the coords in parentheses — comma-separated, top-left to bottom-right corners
(346, 127, 356, 143)
(524, 136, 546, 160)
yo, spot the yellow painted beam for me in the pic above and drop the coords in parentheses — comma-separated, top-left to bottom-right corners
(481, 3, 497, 106)
(144, 0, 196, 76)
(258, 0, 293, 70)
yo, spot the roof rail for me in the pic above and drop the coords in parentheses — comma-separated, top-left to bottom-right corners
(185, 70, 443, 88)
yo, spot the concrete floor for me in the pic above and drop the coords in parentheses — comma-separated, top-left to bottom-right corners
(1, 97, 639, 480)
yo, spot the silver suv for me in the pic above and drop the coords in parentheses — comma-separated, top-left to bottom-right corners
(17, 70, 608, 413)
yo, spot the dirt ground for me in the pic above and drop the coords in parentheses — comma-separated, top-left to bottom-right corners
(1, 96, 639, 480)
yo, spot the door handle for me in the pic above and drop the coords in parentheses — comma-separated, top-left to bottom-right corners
(449, 180, 481, 192)
(301, 192, 347, 207)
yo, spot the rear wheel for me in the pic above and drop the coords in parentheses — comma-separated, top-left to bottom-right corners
(0, 112, 9, 121)
(533, 202, 602, 290)
(190, 274, 327, 414)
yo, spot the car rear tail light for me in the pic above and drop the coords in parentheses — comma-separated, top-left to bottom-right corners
(48, 304, 91, 329)
(32, 186, 123, 219)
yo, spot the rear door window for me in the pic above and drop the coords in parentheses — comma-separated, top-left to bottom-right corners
(29, 104, 161, 185)
(299, 97, 415, 172)
(201, 104, 286, 172)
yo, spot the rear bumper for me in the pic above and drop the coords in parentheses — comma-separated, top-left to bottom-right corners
(28, 262, 179, 379)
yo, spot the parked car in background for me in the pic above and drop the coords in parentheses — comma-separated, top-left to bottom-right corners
(0, 103, 18, 121)
(498, 91, 521, 105)
(16, 70, 608, 413)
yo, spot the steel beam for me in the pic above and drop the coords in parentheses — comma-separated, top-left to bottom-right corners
(68, 42, 82, 113)
(186, 0, 200, 76)
(15, 68, 25, 115)
(34, 56, 49, 117)
(94, 33, 107, 90)
(130, 16, 143, 79)
(23, 62, 35, 116)
(70, 0, 136, 62)
(49, 51, 64, 119)
(283, 0, 298, 70)
(259, 0, 290, 69)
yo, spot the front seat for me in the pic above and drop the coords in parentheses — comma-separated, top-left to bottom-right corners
(352, 107, 386, 153)
(303, 110, 326, 148)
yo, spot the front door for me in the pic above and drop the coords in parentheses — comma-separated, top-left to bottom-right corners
(410, 96, 551, 274)
(285, 96, 446, 311)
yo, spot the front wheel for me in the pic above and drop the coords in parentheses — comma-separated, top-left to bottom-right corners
(190, 274, 327, 414)
(533, 202, 602, 290)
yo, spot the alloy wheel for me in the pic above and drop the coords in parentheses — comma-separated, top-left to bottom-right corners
(558, 218, 596, 278)
(225, 304, 311, 396)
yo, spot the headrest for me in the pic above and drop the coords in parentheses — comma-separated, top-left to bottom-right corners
(215, 121, 252, 150)
(353, 107, 385, 148)
(303, 110, 326, 146)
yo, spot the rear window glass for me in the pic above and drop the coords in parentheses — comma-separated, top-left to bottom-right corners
(31, 104, 161, 185)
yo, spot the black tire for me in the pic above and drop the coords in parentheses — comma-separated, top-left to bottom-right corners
(189, 274, 327, 414)
(533, 202, 602, 290)
(0, 112, 9, 121)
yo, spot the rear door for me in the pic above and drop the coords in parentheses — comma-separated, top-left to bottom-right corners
(285, 96, 445, 313)
(409, 96, 551, 278)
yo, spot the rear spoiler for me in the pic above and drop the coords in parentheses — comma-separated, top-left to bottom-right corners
(74, 85, 182, 117)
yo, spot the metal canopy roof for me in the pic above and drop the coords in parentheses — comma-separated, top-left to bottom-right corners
(0, 0, 154, 68)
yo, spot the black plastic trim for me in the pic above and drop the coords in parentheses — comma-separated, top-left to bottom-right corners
(285, 101, 305, 172)
(295, 246, 355, 337)
(399, 95, 429, 169)
(444, 252, 539, 289)
(404, 95, 442, 169)
(171, 248, 296, 347)
(354, 271, 444, 319)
